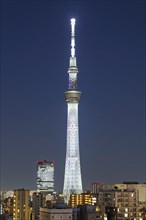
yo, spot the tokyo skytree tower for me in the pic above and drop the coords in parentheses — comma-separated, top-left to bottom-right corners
(63, 18, 83, 196)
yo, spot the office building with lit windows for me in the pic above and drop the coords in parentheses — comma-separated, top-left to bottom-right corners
(13, 189, 31, 220)
(69, 193, 98, 208)
(37, 160, 54, 193)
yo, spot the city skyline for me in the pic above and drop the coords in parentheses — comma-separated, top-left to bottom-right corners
(1, 0, 145, 192)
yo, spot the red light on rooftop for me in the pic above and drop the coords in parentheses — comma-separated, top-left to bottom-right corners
(92, 182, 100, 185)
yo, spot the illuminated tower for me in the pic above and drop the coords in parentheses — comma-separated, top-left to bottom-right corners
(63, 18, 83, 196)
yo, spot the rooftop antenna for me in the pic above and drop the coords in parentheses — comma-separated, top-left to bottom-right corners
(71, 18, 76, 57)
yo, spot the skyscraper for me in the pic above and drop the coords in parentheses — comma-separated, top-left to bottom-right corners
(63, 18, 83, 197)
(37, 160, 54, 193)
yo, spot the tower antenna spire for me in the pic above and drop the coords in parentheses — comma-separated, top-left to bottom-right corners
(71, 18, 76, 57)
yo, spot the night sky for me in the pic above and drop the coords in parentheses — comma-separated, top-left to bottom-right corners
(1, 0, 145, 192)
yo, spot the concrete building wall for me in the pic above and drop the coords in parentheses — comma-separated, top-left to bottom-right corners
(40, 208, 72, 220)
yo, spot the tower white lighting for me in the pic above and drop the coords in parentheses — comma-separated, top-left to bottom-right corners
(63, 18, 83, 197)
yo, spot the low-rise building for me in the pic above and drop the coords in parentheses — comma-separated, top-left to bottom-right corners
(76, 205, 102, 220)
(40, 207, 72, 220)
(69, 193, 98, 208)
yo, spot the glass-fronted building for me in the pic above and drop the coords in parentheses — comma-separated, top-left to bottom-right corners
(37, 160, 54, 193)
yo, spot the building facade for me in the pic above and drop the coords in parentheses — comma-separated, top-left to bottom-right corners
(37, 160, 54, 193)
(40, 207, 72, 220)
(13, 189, 31, 220)
(98, 189, 143, 220)
(32, 192, 46, 220)
(63, 18, 82, 198)
(69, 193, 98, 208)
(100, 183, 146, 203)
(75, 205, 102, 220)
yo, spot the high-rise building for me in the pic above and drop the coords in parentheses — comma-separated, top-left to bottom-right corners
(63, 18, 82, 197)
(13, 189, 31, 220)
(32, 192, 46, 220)
(37, 160, 54, 193)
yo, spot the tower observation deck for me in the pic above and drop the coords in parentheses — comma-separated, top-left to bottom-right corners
(63, 18, 83, 197)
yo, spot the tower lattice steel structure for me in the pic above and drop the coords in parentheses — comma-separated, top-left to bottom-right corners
(63, 18, 83, 196)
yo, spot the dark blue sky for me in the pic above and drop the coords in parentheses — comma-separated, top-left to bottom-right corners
(1, 0, 145, 192)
